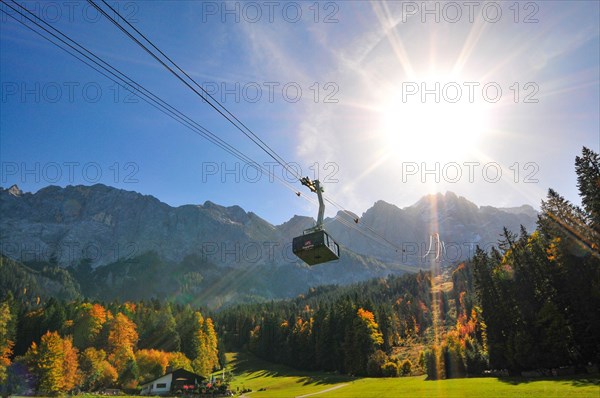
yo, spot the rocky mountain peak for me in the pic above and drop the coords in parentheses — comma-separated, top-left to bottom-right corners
(413, 191, 479, 214)
(8, 184, 23, 197)
(371, 200, 400, 211)
(203, 201, 250, 224)
(498, 204, 539, 218)
(276, 215, 315, 238)
(0, 184, 538, 270)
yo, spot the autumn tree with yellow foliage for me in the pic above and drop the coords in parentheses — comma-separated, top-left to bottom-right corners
(0, 300, 14, 385)
(343, 308, 383, 376)
(79, 347, 118, 391)
(191, 312, 219, 376)
(25, 331, 79, 395)
(107, 312, 139, 387)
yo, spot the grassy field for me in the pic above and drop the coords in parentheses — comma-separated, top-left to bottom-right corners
(225, 352, 350, 397)
(226, 352, 600, 398)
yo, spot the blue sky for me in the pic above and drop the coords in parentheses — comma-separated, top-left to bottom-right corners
(1, 1, 599, 225)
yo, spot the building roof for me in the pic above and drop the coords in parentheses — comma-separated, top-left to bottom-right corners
(140, 368, 206, 387)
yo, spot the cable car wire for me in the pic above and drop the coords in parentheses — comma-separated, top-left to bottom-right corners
(0, 0, 309, 202)
(87, 0, 303, 182)
(86, 0, 411, 257)
(4, 0, 415, 262)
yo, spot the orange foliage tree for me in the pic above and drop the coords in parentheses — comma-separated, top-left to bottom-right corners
(107, 312, 138, 386)
(25, 331, 79, 394)
(0, 301, 14, 385)
(191, 312, 219, 376)
(79, 347, 118, 391)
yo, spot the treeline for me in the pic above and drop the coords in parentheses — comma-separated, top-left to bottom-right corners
(469, 147, 599, 373)
(0, 298, 221, 395)
(0, 251, 317, 310)
(0, 251, 230, 306)
(215, 269, 485, 377)
(0, 256, 81, 302)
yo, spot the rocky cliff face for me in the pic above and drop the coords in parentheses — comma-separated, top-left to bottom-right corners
(0, 185, 537, 270)
(326, 192, 538, 266)
(0, 184, 283, 268)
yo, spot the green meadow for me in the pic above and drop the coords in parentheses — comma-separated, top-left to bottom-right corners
(226, 353, 600, 398)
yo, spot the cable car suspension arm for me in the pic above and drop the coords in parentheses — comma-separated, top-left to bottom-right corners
(301, 177, 325, 231)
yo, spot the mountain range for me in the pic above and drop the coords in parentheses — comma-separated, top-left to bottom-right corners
(0, 184, 538, 307)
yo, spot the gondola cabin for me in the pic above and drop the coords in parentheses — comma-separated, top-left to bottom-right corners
(293, 229, 340, 265)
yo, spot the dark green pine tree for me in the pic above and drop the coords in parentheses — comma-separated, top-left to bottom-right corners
(376, 305, 395, 353)
(175, 305, 197, 360)
(149, 304, 181, 352)
(536, 148, 600, 365)
(576, 147, 600, 235)
(471, 247, 513, 370)
(313, 306, 334, 371)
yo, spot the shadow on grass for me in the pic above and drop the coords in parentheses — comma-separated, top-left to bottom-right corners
(230, 352, 353, 386)
(497, 374, 600, 388)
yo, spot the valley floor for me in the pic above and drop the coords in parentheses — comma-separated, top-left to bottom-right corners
(226, 353, 600, 398)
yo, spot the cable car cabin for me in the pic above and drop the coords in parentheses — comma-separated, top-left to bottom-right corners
(293, 229, 340, 265)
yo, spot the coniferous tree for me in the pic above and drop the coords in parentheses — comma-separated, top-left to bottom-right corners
(175, 305, 197, 359)
(576, 147, 600, 234)
(472, 147, 600, 370)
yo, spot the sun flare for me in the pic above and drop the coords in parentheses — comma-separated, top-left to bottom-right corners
(379, 76, 490, 162)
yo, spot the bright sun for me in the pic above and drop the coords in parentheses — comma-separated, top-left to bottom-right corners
(379, 75, 490, 162)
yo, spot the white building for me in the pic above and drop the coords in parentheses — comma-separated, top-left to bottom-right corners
(140, 368, 205, 395)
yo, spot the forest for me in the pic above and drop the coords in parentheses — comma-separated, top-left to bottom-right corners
(1, 147, 598, 395)
(0, 297, 221, 395)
